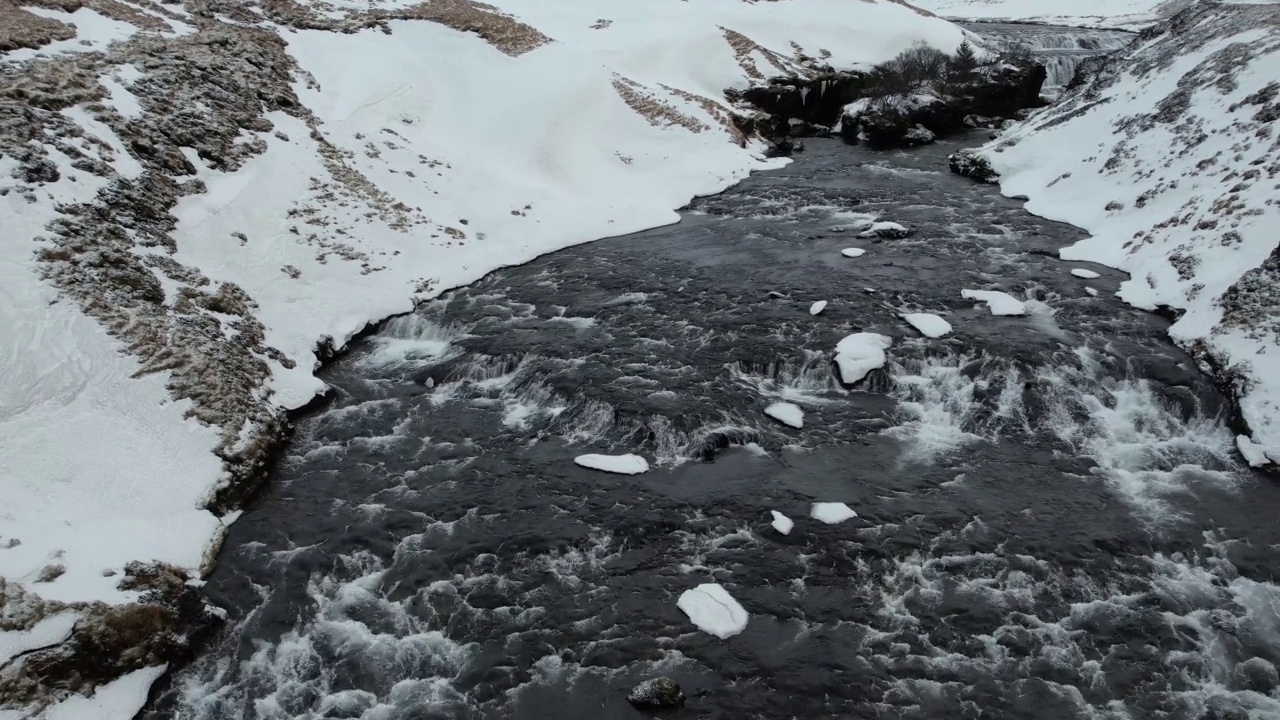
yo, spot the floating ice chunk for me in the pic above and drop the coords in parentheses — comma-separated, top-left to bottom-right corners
(1085, 287, 1099, 297)
(841, 248, 866, 258)
(809, 300, 828, 316)
(901, 312, 952, 338)
(764, 401, 804, 429)
(961, 289, 1026, 316)
(769, 510, 794, 535)
(1071, 268, 1101, 279)
(810, 502, 857, 524)
(677, 583, 749, 639)
(858, 221, 911, 239)
(864, 287, 876, 294)
(833, 332, 892, 385)
(574, 453, 649, 475)
(1236, 435, 1273, 467)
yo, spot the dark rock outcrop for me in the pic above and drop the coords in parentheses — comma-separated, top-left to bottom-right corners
(836, 61, 1047, 149)
(948, 149, 1000, 183)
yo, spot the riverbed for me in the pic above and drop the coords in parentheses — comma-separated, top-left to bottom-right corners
(152, 134, 1280, 720)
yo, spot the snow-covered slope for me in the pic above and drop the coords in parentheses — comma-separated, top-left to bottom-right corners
(911, 0, 1185, 29)
(0, 0, 967, 713)
(976, 0, 1280, 464)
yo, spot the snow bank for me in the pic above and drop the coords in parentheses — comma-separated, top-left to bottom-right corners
(809, 300, 829, 315)
(810, 502, 858, 524)
(574, 454, 650, 475)
(910, 0, 1175, 29)
(833, 332, 893, 385)
(764, 401, 804, 429)
(901, 312, 953, 338)
(677, 583, 749, 639)
(769, 511, 795, 535)
(975, 0, 1280, 461)
(962, 289, 1027, 316)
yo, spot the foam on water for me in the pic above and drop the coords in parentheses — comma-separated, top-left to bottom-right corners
(364, 314, 462, 369)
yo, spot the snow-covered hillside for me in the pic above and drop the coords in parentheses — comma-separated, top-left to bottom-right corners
(973, 0, 1280, 465)
(0, 0, 967, 714)
(912, 0, 1184, 29)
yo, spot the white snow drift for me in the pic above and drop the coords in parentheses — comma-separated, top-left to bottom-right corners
(677, 582, 750, 639)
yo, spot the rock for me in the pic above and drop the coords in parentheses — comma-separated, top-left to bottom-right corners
(20, 158, 60, 184)
(858, 221, 911, 239)
(628, 677, 685, 709)
(903, 124, 935, 144)
(764, 138, 794, 158)
(949, 149, 1000, 184)
(1233, 657, 1278, 693)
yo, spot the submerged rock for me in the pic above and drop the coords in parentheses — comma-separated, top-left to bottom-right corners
(628, 677, 686, 709)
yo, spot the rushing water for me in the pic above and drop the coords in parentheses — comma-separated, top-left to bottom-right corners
(152, 134, 1280, 720)
(959, 22, 1134, 95)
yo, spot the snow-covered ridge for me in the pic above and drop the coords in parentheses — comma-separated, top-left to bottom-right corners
(973, 0, 1280, 464)
(911, 0, 1187, 30)
(0, 0, 968, 713)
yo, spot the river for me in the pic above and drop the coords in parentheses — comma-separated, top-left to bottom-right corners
(144, 130, 1280, 720)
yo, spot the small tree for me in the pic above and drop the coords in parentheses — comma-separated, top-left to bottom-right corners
(950, 40, 978, 75)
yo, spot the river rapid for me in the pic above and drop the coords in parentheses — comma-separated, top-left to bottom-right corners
(151, 133, 1280, 720)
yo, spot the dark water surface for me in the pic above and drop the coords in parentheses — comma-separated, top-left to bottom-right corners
(158, 135, 1280, 720)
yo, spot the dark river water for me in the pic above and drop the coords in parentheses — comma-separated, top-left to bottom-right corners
(153, 134, 1280, 720)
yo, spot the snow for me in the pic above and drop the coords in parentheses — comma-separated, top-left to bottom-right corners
(961, 289, 1027, 316)
(769, 511, 794, 535)
(841, 248, 867, 258)
(1237, 435, 1273, 468)
(810, 502, 858, 524)
(977, 0, 1280, 460)
(1071, 268, 1101, 279)
(858, 221, 909, 238)
(677, 583, 749, 639)
(44, 665, 168, 720)
(910, 0, 1172, 29)
(833, 332, 892, 385)
(901, 312, 952, 338)
(764, 401, 804, 429)
(3, 8, 140, 63)
(0, 611, 78, 666)
(809, 300, 828, 315)
(574, 454, 650, 475)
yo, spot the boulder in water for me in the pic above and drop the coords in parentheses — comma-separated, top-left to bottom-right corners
(628, 677, 686, 709)
(949, 149, 1000, 184)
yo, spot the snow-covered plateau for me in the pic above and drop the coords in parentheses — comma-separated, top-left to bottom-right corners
(0, 0, 970, 714)
(968, 0, 1280, 465)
